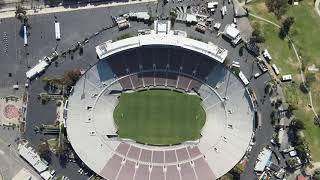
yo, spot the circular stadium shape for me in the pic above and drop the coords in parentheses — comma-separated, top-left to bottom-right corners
(66, 37, 254, 180)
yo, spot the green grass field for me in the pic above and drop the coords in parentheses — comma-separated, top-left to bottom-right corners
(113, 90, 206, 145)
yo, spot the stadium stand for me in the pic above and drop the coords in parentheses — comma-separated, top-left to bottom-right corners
(142, 71, 155, 87)
(130, 74, 143, 89)
(177, 76, 190, 90)
(154, 71, 167, 86)
(118, 76, 133, 90)
(67, 34, 253, 180)
(166, 72, 178, 87)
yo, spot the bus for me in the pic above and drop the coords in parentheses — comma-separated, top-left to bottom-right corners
(23, 25, 28, 46)
(238, 71, 249, 86)
(55, 22, 61, 40)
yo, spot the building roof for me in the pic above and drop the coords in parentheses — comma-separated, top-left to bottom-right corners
(176, 13, 198, 23)
(254, 148, 272, 172)
(18, 143, 48, 173)
(297, 175, 310, 180)
(208, 1, 218, 8)
(40, 171, 53, 180)
(96, 22, 228, 63)
(223, 24, 240, 39)
(129, 12, 150, 20)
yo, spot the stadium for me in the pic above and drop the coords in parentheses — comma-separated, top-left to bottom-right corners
(66, 21, 254, 180)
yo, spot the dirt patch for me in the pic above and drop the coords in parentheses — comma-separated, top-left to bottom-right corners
(0, 97, 22, 125)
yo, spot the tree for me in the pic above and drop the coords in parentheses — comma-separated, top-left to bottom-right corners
(38, 140, 51, 162)
(314, 169, 320, 180)
(270, 110, 279, 125)
(62, 70, 81, 88)
(291, 119, 305, 130)
(251, 23, 265, 43)
(286, 104, 296, 118)
(230, 163, 245, 178)
(287, 158, 298, 168)
(265, 0, 289, 19)
(169, 11, 177, 26)
(15, 5, 28, 24)
(279, 17, 295, 39)
(275, 98, 283, 109)
(300, 82, 309, 94)
(220, 173, 234, 180)
(306, 72, 316, 86)
(295, 144, 309, 163)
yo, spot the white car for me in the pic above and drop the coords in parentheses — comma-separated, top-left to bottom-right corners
(233, 18, 237, 24)
(221, 6, 227, 16)
(50, 170, 56, 175)
(232, 61, 240, 65)
(214, 22, 221, 30)
(254, 73, 261, 78)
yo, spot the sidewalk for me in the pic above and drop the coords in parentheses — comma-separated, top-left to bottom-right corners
(0, 0, 157, 19)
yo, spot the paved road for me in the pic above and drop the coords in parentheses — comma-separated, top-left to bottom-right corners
(0, 128, 41, 180)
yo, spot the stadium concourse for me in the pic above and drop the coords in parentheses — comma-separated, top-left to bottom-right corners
(66, 21, 254, 180)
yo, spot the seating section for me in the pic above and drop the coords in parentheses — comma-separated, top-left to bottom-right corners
(118, 76, 133, 90)
(155, 72, 167, 86)
(143, 72, 154, 87)
(130, 74, 143, 89)
(177, 76, 191, 90)
(100, 142, 220, 180)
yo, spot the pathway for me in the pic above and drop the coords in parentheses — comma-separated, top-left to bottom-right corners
(315, 0, 320, 16)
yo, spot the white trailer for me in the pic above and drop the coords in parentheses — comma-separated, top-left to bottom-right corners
(23, 25, 28, 46)
(55, 22, 61, 40)
(272, 64, 280, 75)
(26, 60, 49, 79)
(208, 1, 218, 9)
(282, 74, 292, 81)
(239, 71, 249, 86)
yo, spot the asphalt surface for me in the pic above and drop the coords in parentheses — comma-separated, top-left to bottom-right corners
(0, 127, 41, 180)
(0, 0, 279, 179)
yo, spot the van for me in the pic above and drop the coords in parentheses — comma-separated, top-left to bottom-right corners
(254, 73, 261, 78)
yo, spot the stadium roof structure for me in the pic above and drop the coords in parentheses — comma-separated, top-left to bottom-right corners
(67, 21, 254, 180)
(96, 21, 228, 64)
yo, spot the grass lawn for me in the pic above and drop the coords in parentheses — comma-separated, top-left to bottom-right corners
(113, 89, 206, 145)
(246, 0, 320, 161)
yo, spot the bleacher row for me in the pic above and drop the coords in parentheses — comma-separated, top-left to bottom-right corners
(118, 71, 202, 92)
(67, 46, 254, 180)
(99, 143, 215, 180)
